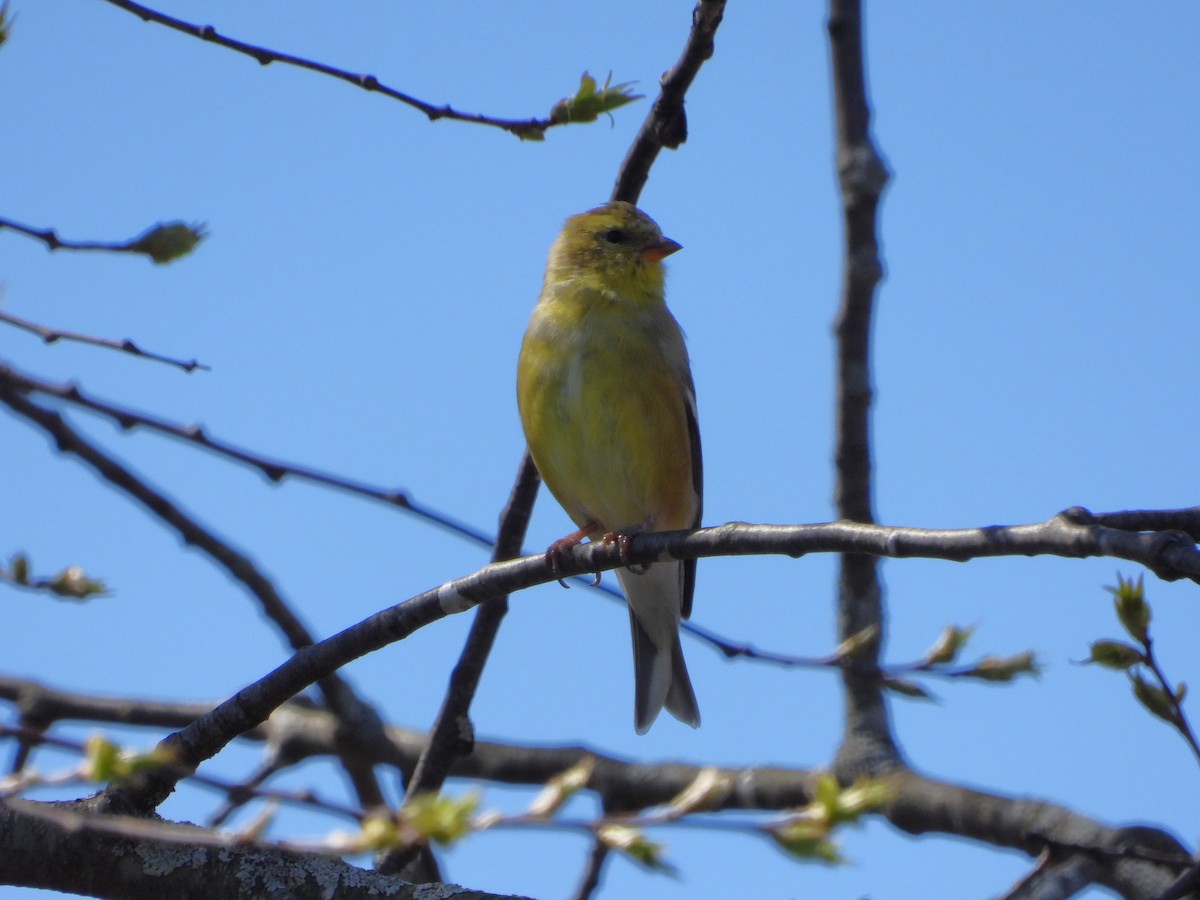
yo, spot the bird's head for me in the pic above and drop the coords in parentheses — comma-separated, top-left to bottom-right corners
(546, 201, 681, 299)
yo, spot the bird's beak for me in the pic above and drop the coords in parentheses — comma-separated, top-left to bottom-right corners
(641, 237, 682, 263)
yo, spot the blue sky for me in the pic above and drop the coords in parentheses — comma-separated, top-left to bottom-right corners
(3, 3, 1199, 898)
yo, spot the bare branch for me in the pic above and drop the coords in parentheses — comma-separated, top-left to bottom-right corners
(0, 216, 205, 263)
(1092, 508, 1200, 543)
(0, 674, 817, 815)
(611, 0, 727, 203)
(1, 677, 1189, 896)
(400, 455, 540, 800)
(96, 0, 623, 141)
(572, 838, 611, 900)
(0, 387, 390, 814)
(998, 849, 1096, 900)
(70, 505, 1200, 811)
(0, 309, 208, 373)
(0, 797, 510, 899)
(0, 363, 490, 543)
(889, 770, 1189, 898)
(827, 0, 899, 779)
(0, 387, 321, 654)
(0, 361, 909, 669)
(384, 454, 540, 879)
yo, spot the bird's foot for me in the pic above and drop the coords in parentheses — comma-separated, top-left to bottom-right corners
(545, 523, 598, 588)
(602, 529, 649, 575)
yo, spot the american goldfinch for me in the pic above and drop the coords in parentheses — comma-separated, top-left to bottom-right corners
(517, 201, 701, 733)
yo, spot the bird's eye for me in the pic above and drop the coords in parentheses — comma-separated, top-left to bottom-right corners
(600, 228, 627, 244)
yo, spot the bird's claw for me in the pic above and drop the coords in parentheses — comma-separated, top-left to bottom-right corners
(602, 530, 648, 575)
(544, 543, 573, 589)
(545, 523, 598, 589)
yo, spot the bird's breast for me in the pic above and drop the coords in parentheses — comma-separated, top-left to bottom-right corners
(519, 307, 696, 534)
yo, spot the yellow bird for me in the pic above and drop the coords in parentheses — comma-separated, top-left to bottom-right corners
(517, 201, 701, 733)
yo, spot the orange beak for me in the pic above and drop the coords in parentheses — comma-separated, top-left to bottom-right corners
(641, 237, 682, 263)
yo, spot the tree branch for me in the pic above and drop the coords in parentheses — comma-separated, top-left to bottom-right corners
(572, 838, 611, 900)
(0, 674, 818, 816)
(0, 360, 928, 670)
(404, 453, 540, 799)
(611, 0, 726, 203)
(0, 216, 205, 264)
(999, 850, 1097, 900)
(96, 0, 595, 141)
(47, 503, 1193, 812)
(0, 362, 492, 544)
(2, 677, 1190, 897)
(0, 309, 208, 373)
(827, 0, 900, 780)
(0, 386, 391, 815)
(0, 797, 519, 899)
(384, 453, 541, 879)
(887, 769, 1189, 899)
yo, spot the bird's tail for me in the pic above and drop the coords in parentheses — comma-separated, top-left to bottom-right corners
(617, 562, 700, 734)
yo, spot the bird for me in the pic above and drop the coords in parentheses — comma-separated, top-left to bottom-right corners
(516, 200, 701, 733)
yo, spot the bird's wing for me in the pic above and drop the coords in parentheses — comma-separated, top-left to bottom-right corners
(681, 377, 702, 621)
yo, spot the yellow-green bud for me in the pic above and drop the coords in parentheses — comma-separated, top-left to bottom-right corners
(1086, 640, 1145, 670)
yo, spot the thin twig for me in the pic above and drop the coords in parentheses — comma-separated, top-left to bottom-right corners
(0, 362, 488, 542)
(1140, 638, 1200, 765)
(0, 215, 144, 253)
(0, 216, 204, 263)
(98, 0, 564, 140)
(0, 309, 208, 373)
(0, 724, 363, 823)
(573, 838, 611, 900)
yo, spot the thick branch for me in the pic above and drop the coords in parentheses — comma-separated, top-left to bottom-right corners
(36, 504, 1190, 810)
(2, 679, 1190, 897)
(0, 798, 516, 899)
(888, 770, 1189, 899)
(0, 674, 818, 816)
(827, 0, 899, 779)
